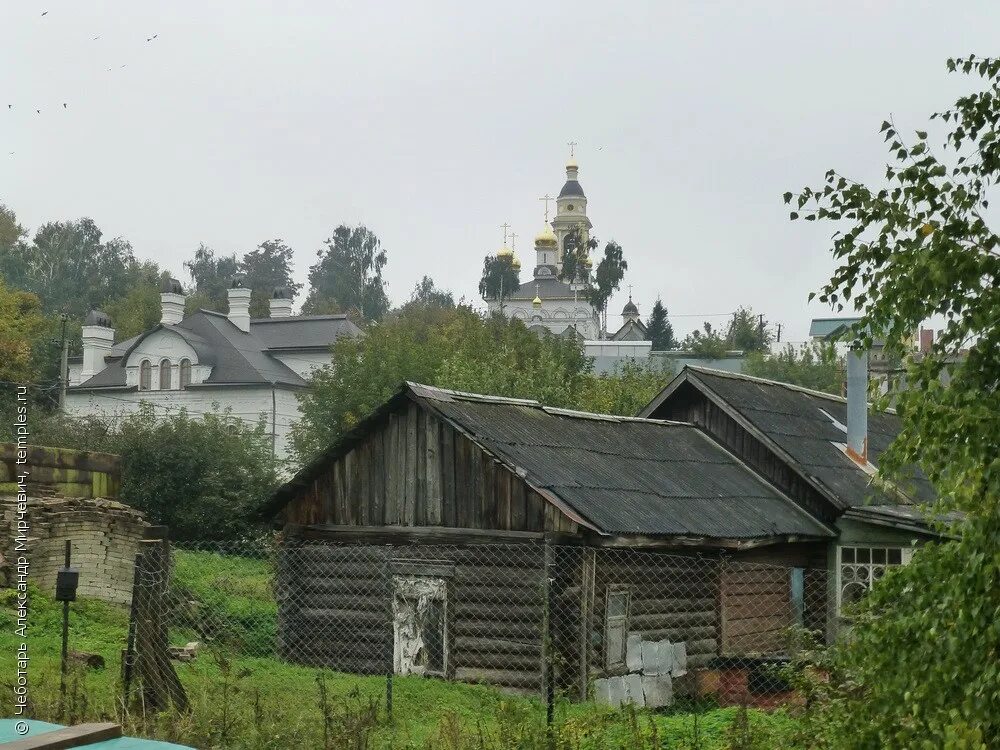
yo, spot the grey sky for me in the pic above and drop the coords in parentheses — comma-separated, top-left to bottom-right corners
(3, 1, 995, 343)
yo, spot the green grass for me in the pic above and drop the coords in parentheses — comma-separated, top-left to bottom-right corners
(0, 558, 804, 749)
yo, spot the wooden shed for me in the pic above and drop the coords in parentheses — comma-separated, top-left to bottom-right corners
(265, 383, 834, 697)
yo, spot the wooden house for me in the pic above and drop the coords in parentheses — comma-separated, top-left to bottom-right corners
(265, 382, 834, 697)
(640, 366, 945, 627)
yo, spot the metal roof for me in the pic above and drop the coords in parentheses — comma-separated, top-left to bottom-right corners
(643, 367, 937, 510)
(250, 314, 361, 350)
(558, 178, 586, 198)
(268, 382, 833, 541)
(808, 317, 862, 339)
(70, 310, 324, 391)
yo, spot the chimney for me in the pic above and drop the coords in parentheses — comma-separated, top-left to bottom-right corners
(81, 310, 115, 379)
(845, 349, 868, 464)
(269, 286, 293, 318)
(919, 327, 933, 354)
(160, 277, 186, 325)
(227, 276, 252, 332)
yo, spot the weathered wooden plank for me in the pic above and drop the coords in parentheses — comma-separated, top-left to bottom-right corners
(2, 722, 122, 750)
(510, 472, 527, 531)
(425, 413, 442, 525)
(453, 602, 543, 620)
(370, 430, 385, 525)
(467, 439, 483, 529)
(455, 636, 541, 655)
(440, 423, 457, 527)
(383, 415, 398, 524)
(415, 406, 427, 525)
(454, 434, 470, 528)
(404, 404, 418, 525)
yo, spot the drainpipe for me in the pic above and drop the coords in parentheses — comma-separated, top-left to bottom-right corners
(845, 349, 868, 464)
(271, 383, 277, 459)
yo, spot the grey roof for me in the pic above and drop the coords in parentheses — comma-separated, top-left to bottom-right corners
(642, 367, 937, 510)
(509, 276, 585, 301)
(70, 310, 323, 391)
(808, 317, 862, 339)
(558, 179, 586, 198)
(268, 382, 833, 541)
(250, 314, 361, 350)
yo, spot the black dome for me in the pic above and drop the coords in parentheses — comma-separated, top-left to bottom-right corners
(160, 277, 183, 294)
(622, 299, 639, 315)
(84, 309, 112, 327)
(558, 179, 586, 199)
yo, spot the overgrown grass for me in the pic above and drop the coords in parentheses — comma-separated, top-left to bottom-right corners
(0, 560, 803, 749)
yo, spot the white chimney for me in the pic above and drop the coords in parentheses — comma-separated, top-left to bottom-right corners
(269, 286, 293, 318)
(845, 349, 869, 464)
(81, 310, 115, 379)
(227, 277, 252, 332)
(160, 277, 186, 325)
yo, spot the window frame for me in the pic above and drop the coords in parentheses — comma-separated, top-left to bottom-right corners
(158, 358, 172, 390)
(139, 359, 151, 391)
(836, 545, 913, 616)
(179, 358, 192, 388)
(604, 585, 631, 671)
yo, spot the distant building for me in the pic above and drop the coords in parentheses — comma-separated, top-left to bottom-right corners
(65, 279, 361, 461)
(486, 156, 601, 339)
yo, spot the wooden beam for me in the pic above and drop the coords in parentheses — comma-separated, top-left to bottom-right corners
(293, 523, 544, 546)
(2, 723, 122, 749)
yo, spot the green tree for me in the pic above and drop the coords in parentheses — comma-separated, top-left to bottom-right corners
(681, 322, 728, 358)
(398, 275, 455, 315)
(0, 278, 48, 386)
(559, 227, 629, 334)
(575, 358, 674, 416)
(0, 203, 26, 258)
(727, 305, 771, 352)
(241, 239, 302, 318)
(290, 305, 592, 462)
(478, 255, 520, 311)
(645, 298, 675, 350)
(786, 55, 1000, 746)
(2, 218, 135, 317)
(744, 343, 841, 394)
(184, 243, 240, 312)
(103, 263, 170, 340)
(303, 225, 389, 321)
(6, 404, 278, 542)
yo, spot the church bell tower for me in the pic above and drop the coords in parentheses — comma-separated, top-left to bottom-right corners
(552, 142, 593, 265)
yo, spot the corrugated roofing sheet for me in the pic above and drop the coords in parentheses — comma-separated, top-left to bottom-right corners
(422, 395, 831, 539)
(684, 369, 936, 507)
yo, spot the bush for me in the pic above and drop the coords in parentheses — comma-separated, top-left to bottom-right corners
(2, 404, 279, 542)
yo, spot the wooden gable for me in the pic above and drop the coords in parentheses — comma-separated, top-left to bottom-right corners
(281, 400, 579, 535)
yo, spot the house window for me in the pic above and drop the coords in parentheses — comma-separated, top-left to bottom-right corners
(179, 359, 192, 388)
(604, 587, 631, 670)
(837, 546, 913, 615)
(139, 360, 151, 391)
(159, 359, 172, 390)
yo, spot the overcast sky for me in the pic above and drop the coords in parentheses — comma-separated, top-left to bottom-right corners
(2, 1, 995, 342)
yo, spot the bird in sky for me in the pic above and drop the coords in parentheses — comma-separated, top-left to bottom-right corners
(146, 34, 158, 42)
(41, 10, 48, 16)
(7, 104, 11, 109)
(93, 35, 100, 40)
(63, 103, 67, 109)
(36, 109, 41, 114)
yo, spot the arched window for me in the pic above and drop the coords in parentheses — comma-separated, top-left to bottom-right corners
(179, 359, 192, 388)
(139, 360, 151, 391)
(159, 359, 172, 390)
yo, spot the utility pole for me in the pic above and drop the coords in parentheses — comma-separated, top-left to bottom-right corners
(58, 313, 69, 410)
(777, 323, 783, 343)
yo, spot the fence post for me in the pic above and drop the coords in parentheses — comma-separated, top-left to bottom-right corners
(542, 537, 555, 728)
(384, 543, 394, 722)
(129, 530, 188, 713)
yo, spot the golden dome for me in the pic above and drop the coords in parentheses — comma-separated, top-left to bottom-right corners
(534, 225, 557, 246)
(497, 245, 513, 258)
(511, 255, 522, 271)
(583, 254, 593, 268)
(566, 158, 578, 169)
(532, 294, 542, 308)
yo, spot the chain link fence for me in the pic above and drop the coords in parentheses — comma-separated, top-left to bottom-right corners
(126, 534, 832, 723)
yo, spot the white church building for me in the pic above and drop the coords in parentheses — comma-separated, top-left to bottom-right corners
(487, 157, 603, 340)
(65, 279, 360, 462)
